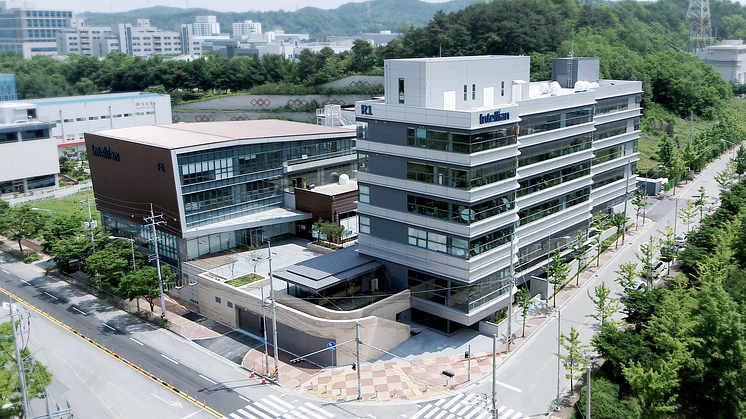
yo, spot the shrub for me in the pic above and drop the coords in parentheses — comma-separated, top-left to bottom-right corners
(22, 252, 41, 264)
(577, 377, 639, 419)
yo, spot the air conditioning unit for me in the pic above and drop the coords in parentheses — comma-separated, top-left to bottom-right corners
(370, 278, 379, 292)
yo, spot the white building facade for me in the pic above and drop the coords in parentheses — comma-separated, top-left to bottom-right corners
(232, 20, 261, 38)
(193, 16, 219, 37)
(355, 56, 641, 333)
(696, 40, 746, 83)
(0, 1, 75, 58)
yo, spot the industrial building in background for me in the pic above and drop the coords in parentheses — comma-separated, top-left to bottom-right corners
(355, 55, 641, 333)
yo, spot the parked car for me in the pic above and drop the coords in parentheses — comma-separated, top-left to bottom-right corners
(625, 280, 647, 293)
(675, 234, 688, 246)
(660, 244, 679, 262)
(642, 261, 665, 280)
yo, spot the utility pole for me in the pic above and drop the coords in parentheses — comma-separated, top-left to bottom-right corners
(144, 204, 167, 318)
(77, 192, 96, 244)
(355, 321, 362, 400)
(556, 307, 562, 411)
(261, 287, 269, 376)
(586, 365, 591, 419)
(267, 241, 279, 382)
(507, 228, 516, 352)
(9, 295, 30, 417)
(492, 334, 497, 419)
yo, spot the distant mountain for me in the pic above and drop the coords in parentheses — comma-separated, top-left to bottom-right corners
(78, 0, 477, 38)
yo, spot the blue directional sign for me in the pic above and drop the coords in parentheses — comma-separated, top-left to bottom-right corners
(328, 342, 336, 351)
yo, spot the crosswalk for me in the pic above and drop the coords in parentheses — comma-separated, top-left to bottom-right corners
(411, 393, 530, 419)
(221, 394, 335, 419)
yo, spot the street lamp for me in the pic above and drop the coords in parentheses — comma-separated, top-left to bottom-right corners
(720, 139, 737, 161)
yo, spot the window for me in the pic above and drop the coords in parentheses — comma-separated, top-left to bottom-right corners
(215, 296, 221, 303)
(501, 81, 505, 96)
(464, 85, 467, 101)
(227, 302, 233, 308)
(88, 116, 98, 120)
(359, 216, 370, 234)
(76, 117, 85, 122)
(472, 84, 476, 100)
(398, 79, 404, 103)
(357, 153, 369, 172)
(359, 185, 370, 203)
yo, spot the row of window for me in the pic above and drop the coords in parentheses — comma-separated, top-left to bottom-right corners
(406, 126, 517, 154)
(58, 113, 142, 124)
(518, 106, 594, 137)
(517, 187, 590, 226)
(25, 11, 72, 18)
(594, 120, 636, 142)
(518, 134, 592, 167)
(593, 145, 625, 166)
(27, 29, 58, 38)
(407, 223, 514, 260)
(592, 170, 625, 189)
(595, 95, 640, 115)
(516, 162, 591, 197)
(406, 192, 514, 225)
(408, 267, 510, 313)
(26, 19, 67, 28)
(406, 161, 516, 190)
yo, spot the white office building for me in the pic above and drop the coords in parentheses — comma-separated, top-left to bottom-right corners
(0, 0, 75, 58)
(355, 56, 641, 333)
(232, 20, 261, 38)
(56, 25, 114, 57)
(696, 40, 746, 83)
(193, 16, 220, 37)
(114, 19, 201, 58)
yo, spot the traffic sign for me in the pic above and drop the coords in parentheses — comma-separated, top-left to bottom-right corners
(327, 342, 336, 351)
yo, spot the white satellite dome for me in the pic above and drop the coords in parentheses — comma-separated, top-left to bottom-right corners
(550, 81, 562, 96)
(574, 81, 586, 92)
(539, 82, 550, 94)
(338, 173, 350, 185)
(590, 82, 600, 89)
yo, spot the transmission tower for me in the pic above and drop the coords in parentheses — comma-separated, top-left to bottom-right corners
(686, 0, 713, 53)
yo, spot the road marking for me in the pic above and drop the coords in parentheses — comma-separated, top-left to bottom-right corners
(103, 323, 115, 331)
(431, 411, 447, 419)
(72, 306, 87, 315)
(230, 414, 242, 419)
(180, 410, 202, 419)
(244, 405, 272, 419)
(497, 380, 522, 392)
(473, 412, 489, 419)
(236, 409, 259, 419)
(424, 407, 439, 419)
(254, 402, 280, 417)
(260, 398, 287, 413)
(498, 409, 514, 419)
(410, 405, 432, 419)
(296, 405, 325, 419)
(129, 337, 144, 346)
(435, 398, 446, 406)
(303, 402, 334, 418)
(442, 393, 463, 409)
(161, 354, 179, 364)
(43, 292, 57, 300)
(238, 395, 251, 403)
(268, 394, 294, 410)
(463, 407, 481, 419)
(367, 415, 376, 419)
(20, 279, 31, 285)
(199, 374, 217, 385)
(1, 269, 9, 274)
(151, 392, 183, 407)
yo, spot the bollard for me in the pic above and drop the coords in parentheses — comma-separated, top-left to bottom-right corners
(250, 369, 255, 378)
(324, 385, 327, 393)
(298, 379, 301, 388)
(374, 390, 378, 399)
(261, 375, 266, 385)
(423, 384, 428, 393)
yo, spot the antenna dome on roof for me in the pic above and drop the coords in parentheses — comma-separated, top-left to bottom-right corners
(339, 174, 350, 185)
(550, 81, 561, 96)
(539, 82, 550, 94)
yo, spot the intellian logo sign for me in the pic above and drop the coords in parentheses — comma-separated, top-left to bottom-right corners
(91, 146, 120, 162)
(479, 110, 510, 124)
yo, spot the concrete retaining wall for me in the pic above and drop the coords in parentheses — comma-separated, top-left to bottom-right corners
(197, 274, 410, 365)
(317, 76, 384, 89)
(172, 111, 316, 124)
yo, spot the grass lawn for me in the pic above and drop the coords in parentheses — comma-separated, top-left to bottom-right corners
(226, 273, 263, 287)
(30, 191, 101, 222)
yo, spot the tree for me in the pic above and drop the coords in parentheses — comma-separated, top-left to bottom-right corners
(84, 240, 132, 291)
(117, 266, 176, 313)
(226, 247, 240, 279)
(631, 188, 649, 230)
(557, 326, 590, 394)
(637, 236, 659, 285)
(715, 160, 737, 190)
(0, 205, 47, 253)
(570, 229, 588, 286)
(587, 282, 620, 327)
(623, 360, 679, 419)
(312, 219, 347, 244)
(516, 288, 531, 337)
(678, 200, 697, 234)
(39, 213, 85, 253)
(611, 210, 629, 248)
(350, 39, 376, 73)
(591, 212, 608, 266)
(614, 261, 638, 289)
(692, 186, 708, 222)
(241, 246, 263, 275)
(658, 225, 678, 274)
(736, 145, 746, 180)
(544, 249, 570, 307)
(0, 321, 53, 417)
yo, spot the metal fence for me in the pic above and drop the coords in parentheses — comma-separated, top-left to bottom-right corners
(4, 182, 92, 206)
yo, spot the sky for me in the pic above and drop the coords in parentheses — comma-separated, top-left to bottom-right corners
(30, 0, 453, 14)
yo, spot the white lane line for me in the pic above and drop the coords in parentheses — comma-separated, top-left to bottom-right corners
(410, 405, 433, 419)
(431, 411, 447, 419)
(424, 407, 439, 419)
(286, 411, 309, 419)
(511, 413, 524, 419)
(199, 374, 217, 385)
(130, 337, 144, 346)
(237, 409, 259, 419)
(72, 306, 87, 315)
(260, 398, 287, 413)
(268, 394, 294, 410)
(463, 407, 482, 419)
(21, 279, 31, 285)
(254, 402, 281, 417)
(180, 410, 202, 419)
(303, 403, 333, 418)
(473, 412, 489, 419)
(1, 269, 9, 274)
(244, 405, 272, 419)
(103, 323, 115, 331)
(456, 404, 473, 416)
(497, 380, 522, 392)
(296, 405, 325, 419)
(230, 414, 242, 419)
(238, 395, 251, 403)
(43, 292, 58, 300)
(435, 398, 446, 406)
(442, 394, 463, 409)
(161, 354, 179, 364)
